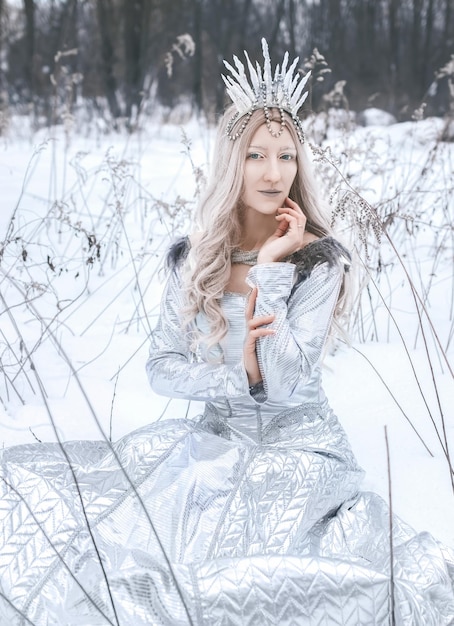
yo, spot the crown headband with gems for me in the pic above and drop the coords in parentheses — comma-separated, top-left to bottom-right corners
(222, 38, 311, 143)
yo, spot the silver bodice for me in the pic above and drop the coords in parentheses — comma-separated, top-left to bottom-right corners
(147, 257, 343, 441)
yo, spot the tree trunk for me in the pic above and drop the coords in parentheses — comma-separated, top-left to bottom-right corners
(411, 0, 423, 96)
(287, 0, 297, 59)
(328, 0, 342, 68)
(388, 0, 399, 111)
(192, 0, 203, 112)
(238, 0, 252, 46)
(23, 0, 35, 101)
(96, 0, 122, 120)
(0, 0, 9, 133)
(268, 0, 286, 53)
(442, 0, 452, 64)
(124, 0, 142, 121)
(423, 0, 434, 91)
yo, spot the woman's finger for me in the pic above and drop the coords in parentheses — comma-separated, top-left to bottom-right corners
(277, 207, 299, 217)
(277, 208, 305, 226)
(279, 198, 306, 223)
(284, 196, 304, 213)
(247, 313, 275, 330)
(248, 328, 276, 339)
(276, 214, 304, 240)
(274, 216, 290, 237)
(245, 287, 257, 321)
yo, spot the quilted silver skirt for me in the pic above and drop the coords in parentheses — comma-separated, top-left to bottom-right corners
(1, 402, 453, 625)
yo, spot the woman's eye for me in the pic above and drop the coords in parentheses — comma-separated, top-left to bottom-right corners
(280, 154, 294, 161)
(247, 153, 261, 160)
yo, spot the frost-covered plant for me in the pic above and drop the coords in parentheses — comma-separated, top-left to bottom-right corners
(0, 141, 194, 411)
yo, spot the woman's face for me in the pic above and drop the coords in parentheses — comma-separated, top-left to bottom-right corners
(241, 121, 298, 217)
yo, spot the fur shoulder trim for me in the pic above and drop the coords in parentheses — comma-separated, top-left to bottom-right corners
(289, 237, 351, 282)
(166, 236, 190, 270)
(165, 235, 350, 276)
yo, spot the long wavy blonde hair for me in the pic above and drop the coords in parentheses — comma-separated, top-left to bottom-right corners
(181, 105, 346, 354)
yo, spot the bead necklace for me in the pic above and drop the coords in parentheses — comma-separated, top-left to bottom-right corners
(231, 248, 259, 266)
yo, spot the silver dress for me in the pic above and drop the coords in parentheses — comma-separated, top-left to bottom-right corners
(1, 238, 453, 626)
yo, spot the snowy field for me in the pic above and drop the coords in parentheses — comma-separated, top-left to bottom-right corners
(0, 111, 453, 548)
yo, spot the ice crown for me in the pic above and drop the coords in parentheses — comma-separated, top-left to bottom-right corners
(222, 38, 311, 118)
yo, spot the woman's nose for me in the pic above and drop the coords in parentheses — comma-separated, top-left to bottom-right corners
(263, 159, 281, 182)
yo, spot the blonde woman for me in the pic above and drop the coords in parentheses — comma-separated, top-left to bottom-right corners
(1, 40, 453, 626)
(144, 42, 454, 625)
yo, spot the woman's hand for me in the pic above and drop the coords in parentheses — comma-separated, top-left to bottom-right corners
(243, 287, 276, 385)
(257, 197, 306, 263)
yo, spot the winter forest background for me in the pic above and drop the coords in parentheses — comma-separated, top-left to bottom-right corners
(0, 0, 453, 129)
(1, 0, 454, 555)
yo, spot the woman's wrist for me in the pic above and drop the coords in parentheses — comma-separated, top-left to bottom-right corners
(248, 379, 263, 393)
(256, 254, 276, 264)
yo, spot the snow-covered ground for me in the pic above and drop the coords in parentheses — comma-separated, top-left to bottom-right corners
(1, 112, 453, 548)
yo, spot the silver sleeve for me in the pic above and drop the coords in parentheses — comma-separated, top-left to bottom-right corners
(146, 268, 250, 401)
(246, 260, 343, 400)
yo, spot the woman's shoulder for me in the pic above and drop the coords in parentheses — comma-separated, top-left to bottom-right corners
(290, 236, 351, 281)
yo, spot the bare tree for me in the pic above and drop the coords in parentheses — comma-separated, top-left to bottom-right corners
(191, 0, 203, 111)
(123, 0, 153, 124)
(23, 0, 35, 101)
(411, 0, 424, 95)
(96, 0, 122, 119)
(423, 0, 435, 89)
(0, 0, 9, 132)
(387, 0, 400, 110)
(442, 0, 453, 64)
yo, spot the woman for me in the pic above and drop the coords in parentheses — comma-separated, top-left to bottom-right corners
(1, 40, 453, 626)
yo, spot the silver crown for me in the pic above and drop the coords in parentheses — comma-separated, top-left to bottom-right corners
(222, 38, 311, 143)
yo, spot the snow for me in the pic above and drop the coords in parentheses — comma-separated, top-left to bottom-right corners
(0, 113, 453, 549)
(357, 107, 397, 127)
